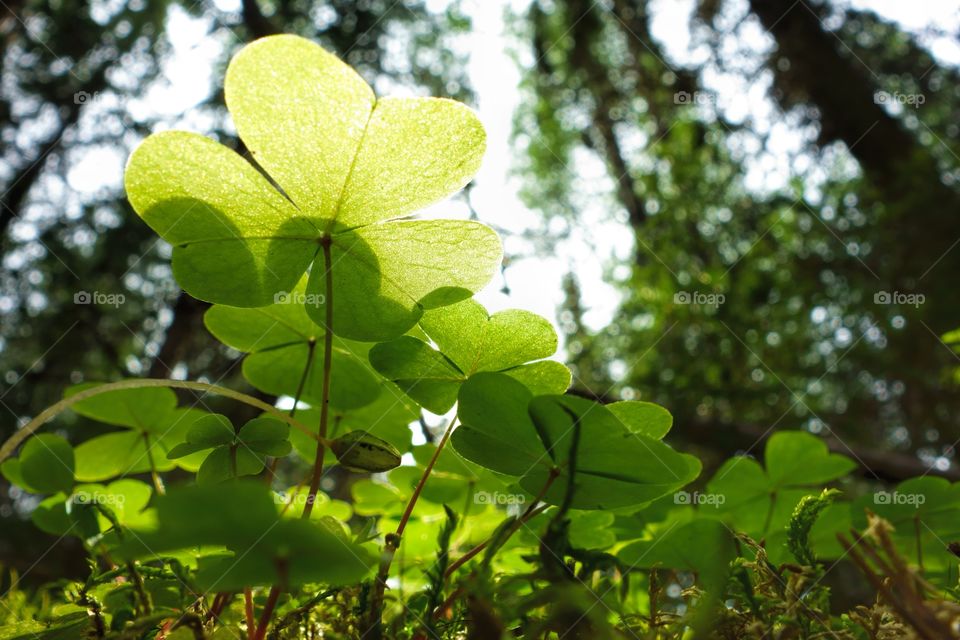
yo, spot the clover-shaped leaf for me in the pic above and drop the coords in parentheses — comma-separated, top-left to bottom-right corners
(117, 481, 374, 589)
(166, 413, 235, 454)
(369, 299, 571, 413)
(204, 277, 380, 410)
(125, 35, 501, 342)
(450, 373, 700, 510)
(31, 479, 153, 541)
(67, 384, 210, 481)
(167, 414, 290, 485)
(1, 434, 75, 495)
(568, 511, 617, 548)
(705, 431, 855, 562)
(617, 518, 736, 586)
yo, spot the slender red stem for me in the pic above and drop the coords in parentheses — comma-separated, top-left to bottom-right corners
(303, 240, 334, 519)
(244, 589, 255, 640)
(264, 340, 315, 486)
(366, 419, 458, 635)
(256, 242, 334, 640)
(252, 585, 282, 640)
(207, 592, 231, 621)
(399, 419, 456, 537)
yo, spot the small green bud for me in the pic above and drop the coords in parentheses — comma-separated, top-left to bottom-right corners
(330, 430, 401, 473)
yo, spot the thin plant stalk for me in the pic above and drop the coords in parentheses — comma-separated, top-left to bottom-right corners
(366, 418, 458, 634)
(244, 588, 256, 640)
(257, 240, 336, 640)
(265, 340, 315, 484)
(252, 584, 283, 640)
(302, 238, 335, 519)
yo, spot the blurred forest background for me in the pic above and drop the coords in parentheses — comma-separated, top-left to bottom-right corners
(1, 0, 959, 581)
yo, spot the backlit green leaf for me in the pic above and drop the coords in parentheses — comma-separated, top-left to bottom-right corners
(67, 383, 178, 432)
(237, 417, 290, 456)
(617, 518, 736, 628)
(196, 447, 264, 485)
(126, 34, 500, 341)
(185, 414, 235, 448)
(852, 476, 960, 575)
(607, 401, 673, 440)
(370, 299, 571, 413)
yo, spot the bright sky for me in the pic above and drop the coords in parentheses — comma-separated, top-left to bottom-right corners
(63, 0, 960, 336)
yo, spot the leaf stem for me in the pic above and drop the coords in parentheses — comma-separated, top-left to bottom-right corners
(244, 588, 256, 640)
(0, 378, 324, 464)
(93, 504, 153, 616)
(141, 432, 165, 495)
(257, 241, 335, 640)
(206, 592, 229, 621)
(290, 340, 315, 419)
(252, 584, 282, 640)
(366, 419, 458, 636)
(265, 340, 315, 485)
(266, 587, 340, 639)
(400, 418, 457, 537)
(303, 238, 335, 520)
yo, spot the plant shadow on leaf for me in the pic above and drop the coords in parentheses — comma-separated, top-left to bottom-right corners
(126, 38, 502, 342)
(140, 195, 319, 308)
(306, 221, 489, 342)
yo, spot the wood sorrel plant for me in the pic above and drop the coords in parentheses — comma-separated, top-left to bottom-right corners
(8, 34, 953, 640)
